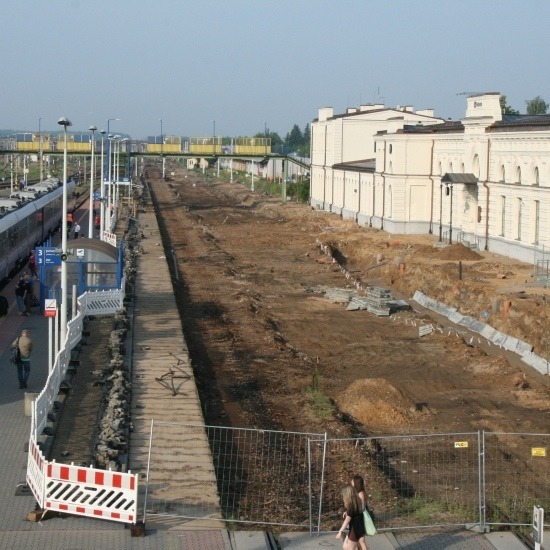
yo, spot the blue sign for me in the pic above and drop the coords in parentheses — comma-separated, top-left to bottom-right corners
(93, 191, 101, 201)
(36, 246, 61, 266)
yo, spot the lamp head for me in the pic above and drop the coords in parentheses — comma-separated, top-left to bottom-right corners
(89, 125, 97, 132)
(57, 117, 72, 128)
(108, 133, 113, 138)
(100, 129, 106, 135)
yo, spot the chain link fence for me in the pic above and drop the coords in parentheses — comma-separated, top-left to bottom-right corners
(143, 424, 549, 532)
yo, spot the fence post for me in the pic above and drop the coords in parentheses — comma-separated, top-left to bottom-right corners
(317, 433, 328, 534)
(308, 438, 312, 536)
(143, 418, 155, 526)
(478, 430, 487, 531)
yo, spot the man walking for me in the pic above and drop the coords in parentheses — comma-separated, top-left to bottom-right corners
(11, 329, 32, 389)
(74, 222, 81, 239)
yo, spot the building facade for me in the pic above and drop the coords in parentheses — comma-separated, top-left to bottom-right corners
(310, 93, 550, 265)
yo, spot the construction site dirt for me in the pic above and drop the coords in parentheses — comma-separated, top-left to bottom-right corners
(147, 167, 550, 441)
(51, 164, 550, 529)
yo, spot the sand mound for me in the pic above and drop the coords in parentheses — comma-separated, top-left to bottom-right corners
(338, 378, 427, 429)
(434, 243, 481, 261)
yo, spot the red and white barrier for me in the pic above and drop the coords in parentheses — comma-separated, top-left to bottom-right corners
(26, 437, 47, 508)
(45, 462, 138, 524)
(26, 435, 138, 525)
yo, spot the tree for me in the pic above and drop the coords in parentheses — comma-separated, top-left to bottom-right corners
(500, 95, 519, 115)
(525, 95, 549, 115)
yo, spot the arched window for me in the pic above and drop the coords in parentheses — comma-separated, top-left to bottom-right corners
(472, 154, 480, 178)
(515, 166, 521, 184)
(500, 165, 505, 182)
(389, 144, 393, 154)
(388, 161, 393, 174)
(387, 185, 393, 217)
(461, 163, 465, 173)
(534, 166, 539, 186)
(449, 162, 453, 173)
(439, 162, 443, 176)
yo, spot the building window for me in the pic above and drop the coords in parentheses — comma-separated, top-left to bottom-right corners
(500, 195, 506, 236)
(534, 166, 539, 186)
(389, 144, 393, 154)
(461, 163, 465, 173)
(534, 200, 540, 245)
(515, 166, 521, 184)
(500, 165, 505, 182)
(374, 142, 376, 153)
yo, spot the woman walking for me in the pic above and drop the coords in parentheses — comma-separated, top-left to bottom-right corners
(336, 485, 366, 549)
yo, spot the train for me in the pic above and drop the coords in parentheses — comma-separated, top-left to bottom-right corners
(0, 179, 76, 283)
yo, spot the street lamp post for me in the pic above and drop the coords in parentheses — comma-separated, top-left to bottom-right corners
(212, 119, 215, 156)
(58, 116, 72, 347)
(107, 134, 114, 233)
(38, 117, 43, 183)
(439, 182, 443, 242)
(444, 181, 454, 244)
(105, 118, 120, 183)
(88, 126, 97, 238)
(99, 129, 106, 239)
(160, 119, 165, 180)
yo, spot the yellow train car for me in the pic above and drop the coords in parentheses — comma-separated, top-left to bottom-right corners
(234, 137, 271, 155)
(55, 135, 91, 153)
(189, 137, 222, 155)
(16, 133, 51, 152)
(146, 135, 182, 154)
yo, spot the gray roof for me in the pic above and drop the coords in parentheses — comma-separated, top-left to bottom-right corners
(441, 173, 478, 185)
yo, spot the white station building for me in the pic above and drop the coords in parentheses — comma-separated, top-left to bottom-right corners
(310, 92, 550, 267)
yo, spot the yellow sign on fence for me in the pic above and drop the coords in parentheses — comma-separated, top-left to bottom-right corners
(454, 441, 469, 448)
(531, 447, 547, 457)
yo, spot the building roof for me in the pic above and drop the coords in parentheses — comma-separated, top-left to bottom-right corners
(332, 159, 375, 172)
(441, 173, 478, 185)
(401, 120, 465, 134)
(489, 114, 550, 132)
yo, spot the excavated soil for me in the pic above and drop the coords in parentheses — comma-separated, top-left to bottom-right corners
(146, 165, 550, 442)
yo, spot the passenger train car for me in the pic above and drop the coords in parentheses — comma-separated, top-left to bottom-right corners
(0, 180, 76, 283)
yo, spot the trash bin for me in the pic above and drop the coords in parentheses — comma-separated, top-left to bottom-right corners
(24, 392, 39, 417)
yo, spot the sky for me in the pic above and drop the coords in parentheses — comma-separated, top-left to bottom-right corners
(1, 0, 549, 139)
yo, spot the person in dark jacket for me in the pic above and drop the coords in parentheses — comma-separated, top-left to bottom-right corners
(15, 277, 26, 315)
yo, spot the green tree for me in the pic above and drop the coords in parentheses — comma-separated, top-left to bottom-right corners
(500, 95, 519, 115)
(525, 95, 549, 115)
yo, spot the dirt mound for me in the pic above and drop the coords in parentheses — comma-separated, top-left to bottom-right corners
(434, 243, 482, 261)
(337, 378, 429, 430)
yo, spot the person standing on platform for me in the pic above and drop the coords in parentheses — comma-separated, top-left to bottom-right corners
(23, 274, 33, 315)
(12, 330, 32, 389)
(15, 276, 26, 315)
(74, 222, 81, 239)
(28, 250, 38, 278)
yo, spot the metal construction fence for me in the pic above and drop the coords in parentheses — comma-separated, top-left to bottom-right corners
(144, 424, 550, 533)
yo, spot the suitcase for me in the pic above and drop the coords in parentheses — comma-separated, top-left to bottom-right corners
(0, 295, 8, 316)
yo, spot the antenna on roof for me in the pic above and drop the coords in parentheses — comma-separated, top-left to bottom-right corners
(457, 91, 483, 96)
(375, 86, 384, 104)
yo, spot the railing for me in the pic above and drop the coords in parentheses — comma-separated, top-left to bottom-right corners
(143, 423, 550, 532)
(32, 286, 125, 440)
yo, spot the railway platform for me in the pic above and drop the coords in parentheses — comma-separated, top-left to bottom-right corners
(0, 205, 536, 549)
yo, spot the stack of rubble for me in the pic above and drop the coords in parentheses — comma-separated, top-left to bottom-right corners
(365, 286, 392, 316)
